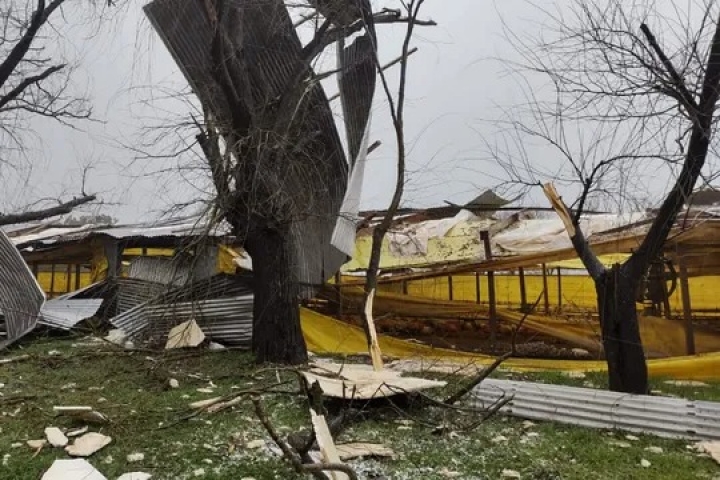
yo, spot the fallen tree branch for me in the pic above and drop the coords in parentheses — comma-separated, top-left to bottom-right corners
(253, 397, 359, 480)
(0, 195, 96, 226)
(443, 352, 512, 406)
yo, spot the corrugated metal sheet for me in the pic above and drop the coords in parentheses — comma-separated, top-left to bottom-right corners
(471, 378, 720, 441)
(113, 295, 253, 346)
(0, 230, 45, 348)
(110, 274, 254, 346)
(128, 248, 217, 286)
(144, 0, 350, 298)
(8, 215, 230, 249)
(39, 299, 104, 330)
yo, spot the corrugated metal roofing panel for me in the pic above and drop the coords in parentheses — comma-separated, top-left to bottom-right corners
(0, 230, 45, 348)
(39, 299, 104, 330)
(471, 378, 720, 441)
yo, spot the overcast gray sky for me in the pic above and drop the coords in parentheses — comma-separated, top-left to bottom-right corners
(6, 0, 713, 223)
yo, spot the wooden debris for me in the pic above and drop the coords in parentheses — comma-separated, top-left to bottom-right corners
(364, 289, 384, 371)
(302, 362, 446, 400)
(53, 406, 108, 425)
(189, 397, 223, 410)
(0, 355, 30, 365)
(335, 443, 395, 460)
(310, 407, 348, 480)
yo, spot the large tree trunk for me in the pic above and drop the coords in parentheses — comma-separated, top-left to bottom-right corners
(595, 265, 648, 394)
(245, 226, 308, 365)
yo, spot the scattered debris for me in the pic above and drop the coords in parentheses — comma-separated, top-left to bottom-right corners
(563, 371, 586, 379)
(27, 439, 47, 449)
(0, 354, 30, 365)
(625, 434, 640, 441)
(699, 441, 720, 465)
(501, 469, 521, 479)
(104, 329, 128, 346)
(664, 380, 709, 387)
(302, 362, 446, 400)
(45, 427, 69, 448)
(41, 459, 107, 480)
(336, 443, 395, 460)
(65, 432, 112, 457)
(207, 342, 226, 351)
(196, 388, 215, 394)
(310, 406, 349, 480)
(645, 446, 664, 454)
(165, 319, 205, 349)
(439, 467, 461, 478)
(54, 406, 109, 425)
(189, 397, 223, 410)
(246, 440, 265, 450)
(168, 378, 180, 389)
(126, 452, 145, 463)
(117, 473, 152, 480)
(68, 426, 89, 438)
(491, 435, 508, 443)
(640, 459, 651, 468)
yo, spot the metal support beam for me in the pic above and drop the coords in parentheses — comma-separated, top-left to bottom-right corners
(679, 256, 696, 355)
(541, 263, 550, 314)
(481, 231, 497, 343)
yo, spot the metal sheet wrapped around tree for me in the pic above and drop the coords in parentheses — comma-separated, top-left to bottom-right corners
(144, 0, 353, 297)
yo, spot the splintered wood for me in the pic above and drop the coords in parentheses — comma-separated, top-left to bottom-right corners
(302, 362, 446, 400)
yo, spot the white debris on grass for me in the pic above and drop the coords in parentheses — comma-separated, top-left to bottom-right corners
(65, 432, 112, 457)
(625, 435, 640, 441)
(645, 446, 664, 454)
(563, 371, 586, 379)
(168, 378, 180, 389)
(27, 439, 47, 449)
(165, 319, 205, 349)
(41, 459, 107, 480)
(126, 452, 145, 463)
(501, 469, 522, 479)
(117, 473, 152, 480)
(640, 459, 651, 468)
(491, 435, 509, 443)
(246, 439, 265, 449)
(663, 380, 708, 387)
(45, 427, 69, 448)
(193, 468, 206, 477)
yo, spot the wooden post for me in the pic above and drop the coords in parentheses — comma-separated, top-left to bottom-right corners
(49, 263, 56, 298)
(519, 267, 528, 312)
(334, 271, 343, 317)
(475, 271, 481, 304)
(678, 256, 696, 355)
(75, 264, 81, 290)
(556, 267, 563, 313)
(65, 264, 72, 294)
(448, 275, 454, 301)
(402, 279, 408, 295)
(541, 264, 550, 314)
(481, 231, 497, 343)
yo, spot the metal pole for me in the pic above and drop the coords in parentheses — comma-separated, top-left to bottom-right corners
(519, 267, 527, 312)
(678, 256, 696, 355)
(541, 263, 550, 314)
(475, 271, 481, 304)
(49, 263, 56, 298)
(66, 264, 72, 294)
(556, 267, 563, 314)
(448, 275, 454, 301)
(481, 231, 497, 343)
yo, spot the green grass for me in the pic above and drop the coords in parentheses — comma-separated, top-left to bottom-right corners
(0, 336, 719, 479)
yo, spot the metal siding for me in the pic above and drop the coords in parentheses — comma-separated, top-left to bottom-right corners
(0, 230, 45, 347)
(39, 299, 104, 330)
(471, 378, 720, 441)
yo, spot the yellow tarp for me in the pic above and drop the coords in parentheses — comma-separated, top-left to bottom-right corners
(336, 288, 720, 357)
(299, 307, 720, 380)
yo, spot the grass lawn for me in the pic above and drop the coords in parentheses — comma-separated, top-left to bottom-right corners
(1, 334, 719, 480)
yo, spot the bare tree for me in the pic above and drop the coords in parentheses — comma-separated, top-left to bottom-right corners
(491, 0, 720, 393)
(143, 0, 435, 364)
(0, 0, 103, 224)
